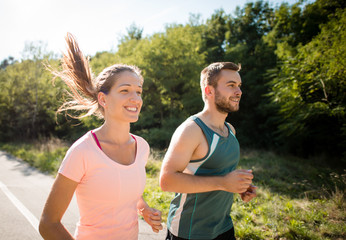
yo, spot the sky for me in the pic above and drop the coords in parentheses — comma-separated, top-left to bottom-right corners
(0, 0, 300, 61)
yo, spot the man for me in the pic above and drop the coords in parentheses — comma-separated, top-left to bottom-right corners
(160, 62, 257, 240)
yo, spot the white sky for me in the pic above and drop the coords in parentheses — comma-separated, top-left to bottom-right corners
(0, 0, 299, 61)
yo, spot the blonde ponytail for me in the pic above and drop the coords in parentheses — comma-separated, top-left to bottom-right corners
(50, 33, 100, 118)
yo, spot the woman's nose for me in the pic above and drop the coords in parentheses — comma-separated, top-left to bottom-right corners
(129, 92, 142, 102)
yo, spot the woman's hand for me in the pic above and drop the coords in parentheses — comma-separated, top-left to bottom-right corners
(137, 197, 163, 233)
(138, 206, 163, 233)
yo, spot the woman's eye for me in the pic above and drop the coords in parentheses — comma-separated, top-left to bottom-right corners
(120, 89, 128, 93)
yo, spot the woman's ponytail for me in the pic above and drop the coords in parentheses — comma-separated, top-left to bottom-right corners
(50, 33, 100, 118)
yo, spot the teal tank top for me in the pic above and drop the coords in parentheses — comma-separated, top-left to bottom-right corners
(167, 116, 240, 239)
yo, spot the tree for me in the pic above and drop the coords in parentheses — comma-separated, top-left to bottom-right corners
(224, 1, 277, 148)
(121, 23, 144, 42)
(202, 9, 228, 63)
(0, 56, 16, 69)
(0, 42, 61, 140)
(269, 8, 346, 157)
(114, 23, 206, 147)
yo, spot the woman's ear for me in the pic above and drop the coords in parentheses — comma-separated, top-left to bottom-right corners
(98, 92, 107, 108)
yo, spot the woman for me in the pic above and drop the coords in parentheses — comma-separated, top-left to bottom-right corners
(39, 33, 162, 240)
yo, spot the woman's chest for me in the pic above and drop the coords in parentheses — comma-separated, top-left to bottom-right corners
(77, 160, 146, 205)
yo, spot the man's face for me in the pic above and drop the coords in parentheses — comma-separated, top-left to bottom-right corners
(214, 70, 242, 114)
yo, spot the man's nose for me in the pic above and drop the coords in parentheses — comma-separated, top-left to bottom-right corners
(236, 87, 242, 96)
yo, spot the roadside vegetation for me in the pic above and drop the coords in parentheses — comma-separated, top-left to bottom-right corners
(1, 141, 344, 240)
(1, 0, 345, 160)
(1, 0, 344, 239)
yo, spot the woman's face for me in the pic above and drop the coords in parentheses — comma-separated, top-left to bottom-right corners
(100, 71, 143, 123)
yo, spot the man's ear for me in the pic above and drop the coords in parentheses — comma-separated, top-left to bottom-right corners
(204, 85, 214, 98)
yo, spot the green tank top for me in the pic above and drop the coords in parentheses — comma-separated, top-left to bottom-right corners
(167, 116, 240, 239)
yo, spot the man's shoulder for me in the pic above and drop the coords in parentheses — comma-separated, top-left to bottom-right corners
(171, 116, 204, 145)
(176, 116, 202, 135)
(166, 116, 205, 159)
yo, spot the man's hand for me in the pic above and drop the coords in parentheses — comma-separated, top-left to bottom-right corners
(138, 207, 163, 233)
(222, 169, 254, 193)
(240, 184, 257, 202)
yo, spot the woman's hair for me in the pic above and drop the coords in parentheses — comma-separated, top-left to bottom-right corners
(200, 62, 241, 100)
(50, 33, 143, 119)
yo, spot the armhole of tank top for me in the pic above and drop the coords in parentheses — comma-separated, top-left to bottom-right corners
(190, 118, 212, 163)
(225, 122, 236, 136)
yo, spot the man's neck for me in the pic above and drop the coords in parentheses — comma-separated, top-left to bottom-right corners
(198, 104, 228, 130)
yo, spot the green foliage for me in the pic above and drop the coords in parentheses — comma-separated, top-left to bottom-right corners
(202, 9, 229, 62)
(128, 147, 346, 239)
(114, 23, 205, 147)
(269, 8, 346, 157)
(122, 23, 143, 41)
(233, 149, 345, 240)
(224, 1, 278, 149)
(143, 152, 174, 223)
(0, 45, 62, 140)
(0, 0, 344, 157)
(0, 56, 17, 69)
(0, 138, 68, 174)
(90, 51, 118, 75)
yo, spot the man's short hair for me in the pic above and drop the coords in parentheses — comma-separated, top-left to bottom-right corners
(200, 62, 241, 100)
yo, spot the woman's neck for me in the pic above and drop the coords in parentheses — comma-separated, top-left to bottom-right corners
(95, 120, 131, 145)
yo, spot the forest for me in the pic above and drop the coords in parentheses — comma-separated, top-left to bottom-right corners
(0, 0, 345, 160)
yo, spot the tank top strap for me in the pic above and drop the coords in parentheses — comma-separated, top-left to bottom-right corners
(190, 116, 214, 146)
(224, 122, 235, 137)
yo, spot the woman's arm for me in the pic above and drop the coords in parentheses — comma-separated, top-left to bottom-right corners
(39, 173, 78, 240)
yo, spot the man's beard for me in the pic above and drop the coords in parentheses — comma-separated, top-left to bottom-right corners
(215, 89, 240, 113)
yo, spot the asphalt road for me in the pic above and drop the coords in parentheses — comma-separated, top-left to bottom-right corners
(0, 150, 166, 240)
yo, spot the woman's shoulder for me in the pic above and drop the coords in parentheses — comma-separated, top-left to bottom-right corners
(131, 134, 149, 149)
(68, 131, 94, 153)
(131, 134, 150, 162)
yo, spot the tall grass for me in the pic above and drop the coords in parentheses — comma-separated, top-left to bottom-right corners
(0, 137, 68, 173)
(1, 141, 345, 239)
(144, 149, 346, 239)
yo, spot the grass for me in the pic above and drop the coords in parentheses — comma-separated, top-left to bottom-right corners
(233, 150, 346, 240)
(143, 149, 174, 223)
(1, 141, 345, 239)
(0, 137, 68, 174)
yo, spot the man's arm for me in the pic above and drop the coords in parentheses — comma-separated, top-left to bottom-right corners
(159, 120, 253, 194)
(226, 122, 257, 202)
